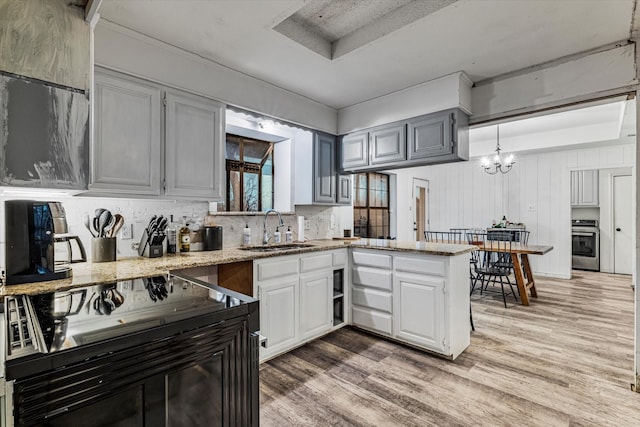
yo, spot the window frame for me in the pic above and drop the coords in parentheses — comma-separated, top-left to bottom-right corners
(354, 172, 391, 238)
(225, 134, 274, 212)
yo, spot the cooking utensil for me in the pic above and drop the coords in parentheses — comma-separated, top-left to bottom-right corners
(109, 214, 125, 238)
(84, 215, 97, 238)
(97, 210, 113, 238)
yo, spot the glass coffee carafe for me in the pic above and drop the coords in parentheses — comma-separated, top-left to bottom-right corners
(53, 234, 87, 273)
(50, 202, 86, 274)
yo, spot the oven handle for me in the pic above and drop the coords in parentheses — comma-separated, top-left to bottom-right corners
(573, 232, 596, 237)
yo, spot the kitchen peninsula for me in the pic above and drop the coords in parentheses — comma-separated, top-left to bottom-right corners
(1, 239, 476, 361)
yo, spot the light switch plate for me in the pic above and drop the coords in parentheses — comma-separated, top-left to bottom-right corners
(121, 223, 133, 239)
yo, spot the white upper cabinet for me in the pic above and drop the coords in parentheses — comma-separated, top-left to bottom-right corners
(92, 68, 225, 200)
(571, 169, 599, 207)
(164, 90, 224, 200)
(92, 70, 162, 195)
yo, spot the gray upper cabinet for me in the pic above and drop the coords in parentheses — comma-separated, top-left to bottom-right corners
(340, 131, 369, 170)
(92, 68, 225, 201)
(313, 132, 337, 204)
(337, 174, 352, 205)
(370, 123, 406, 165)
(407, 110, 453, 160)
(339, 108, 468, 173)
(164, 90, 224, 200)
(92, 70, 162, 195)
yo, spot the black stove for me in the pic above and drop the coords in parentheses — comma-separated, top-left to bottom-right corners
(5, 275, 246, 362)
(3, 273, 259, 427)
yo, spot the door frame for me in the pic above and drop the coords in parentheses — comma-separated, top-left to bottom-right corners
(412, 178, 429, 241)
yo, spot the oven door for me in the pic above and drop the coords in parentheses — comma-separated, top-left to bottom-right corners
(572, 231, 596, 257)
(9, 317, 257, 427)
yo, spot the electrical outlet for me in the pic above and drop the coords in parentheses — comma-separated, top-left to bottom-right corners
(121, 223, 133, 239)
(120, 280, 133, 291)
(304, 220, 310, 230)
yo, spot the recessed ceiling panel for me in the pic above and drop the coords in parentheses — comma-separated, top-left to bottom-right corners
(274, 0, 458, 59)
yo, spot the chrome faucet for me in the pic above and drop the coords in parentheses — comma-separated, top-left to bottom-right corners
(263, 209, 284, 244)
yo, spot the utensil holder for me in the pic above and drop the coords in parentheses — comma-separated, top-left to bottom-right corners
(138, 230, 163, 258)
(92, 237, 116, 263)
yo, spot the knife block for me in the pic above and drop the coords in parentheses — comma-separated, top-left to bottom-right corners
(138, 230, 164, 258)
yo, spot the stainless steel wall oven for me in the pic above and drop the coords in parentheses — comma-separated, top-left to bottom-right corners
(571, 219, 600, 271)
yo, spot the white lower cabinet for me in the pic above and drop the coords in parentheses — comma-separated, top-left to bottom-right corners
(393, 272, 445, 353)
(300, 271, 333, 340)
(258, 278, 299, 360)
(351, 249, 470, 359)
(256, 249, 348, 361)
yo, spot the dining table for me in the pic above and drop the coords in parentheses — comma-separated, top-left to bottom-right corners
(475, 241, 554, 305)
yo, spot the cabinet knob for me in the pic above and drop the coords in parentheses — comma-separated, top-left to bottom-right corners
(616, 228, 621, 232)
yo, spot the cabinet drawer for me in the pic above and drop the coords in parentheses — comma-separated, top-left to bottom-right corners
(395, 256, 445, 276)
(257, 258, 299, 281)
(352, 286, 392, 313)
(352, 306, 392, 335)
(352, 266, 392, 291)
(300, 253, 333, 273)
(332, 251, 347, 267)
(352, 251, 392, 269)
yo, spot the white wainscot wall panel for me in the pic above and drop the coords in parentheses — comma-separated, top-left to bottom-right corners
(388, 143, 634, 279)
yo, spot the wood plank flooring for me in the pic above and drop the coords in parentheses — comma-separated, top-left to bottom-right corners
(259, 270, 640, 426)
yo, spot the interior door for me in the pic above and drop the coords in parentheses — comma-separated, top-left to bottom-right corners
(613, 175, 633, 274)
(413, 178, 429, 241)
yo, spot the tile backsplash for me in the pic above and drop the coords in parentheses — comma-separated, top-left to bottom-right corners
(0, 193, 353, 267)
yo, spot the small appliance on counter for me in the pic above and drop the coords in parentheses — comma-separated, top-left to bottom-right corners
(5, 200, 86, 285)
(204, 226, 223, 251)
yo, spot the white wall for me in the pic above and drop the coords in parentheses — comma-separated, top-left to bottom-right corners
(94, 20, 337, 134)
(388, 143, 635, 279)
(337, 72, 472, 134)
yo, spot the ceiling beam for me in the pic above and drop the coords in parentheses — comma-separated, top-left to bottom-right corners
(85, 0, 102, 23)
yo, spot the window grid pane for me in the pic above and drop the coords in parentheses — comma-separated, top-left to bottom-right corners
(353, 172, 390, 238)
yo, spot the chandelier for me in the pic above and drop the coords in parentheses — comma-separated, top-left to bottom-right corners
(481, 125, 515, 175)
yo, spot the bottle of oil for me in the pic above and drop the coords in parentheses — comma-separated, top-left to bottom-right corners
(179, 216, 191, 252)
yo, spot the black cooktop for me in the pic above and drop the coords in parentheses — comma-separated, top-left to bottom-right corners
(5, 275, 250, 360)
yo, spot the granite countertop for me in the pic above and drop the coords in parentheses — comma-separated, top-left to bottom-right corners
(1, 239, 475, 296)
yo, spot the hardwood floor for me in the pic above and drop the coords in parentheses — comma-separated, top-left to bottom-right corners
(259, 270, 640, 426)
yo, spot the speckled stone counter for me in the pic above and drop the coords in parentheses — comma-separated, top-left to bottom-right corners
(349, 239, 476, 256)
(1, 239, 475, 296)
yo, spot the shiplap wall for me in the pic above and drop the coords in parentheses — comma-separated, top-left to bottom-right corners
(389, 143, 635, 279)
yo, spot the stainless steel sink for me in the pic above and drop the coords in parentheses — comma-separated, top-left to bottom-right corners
(239, 243, 315, 252)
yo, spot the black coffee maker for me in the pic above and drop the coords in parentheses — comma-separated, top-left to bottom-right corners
(5, 200, 86, 285)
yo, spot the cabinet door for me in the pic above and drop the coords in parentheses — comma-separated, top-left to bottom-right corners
(164, 90, 224, 200)
(393, 272, 446, 353)
(579, 170, 599, 206)
(340, 131, 369, 170)
(370, 122, 406, 165)
(570, 171, 580, 207)
(300, 271, 333, 340)
(407, 111, 453, 160)
(337, 174, 352, 204)
(313, 133, 337, 203)
(259, 278, 299, 360)
(92, 70, 161, 195)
